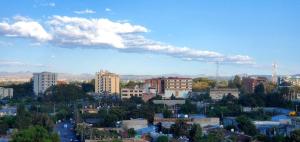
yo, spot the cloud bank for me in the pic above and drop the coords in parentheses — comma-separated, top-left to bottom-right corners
(0, 59, 46, 67)
(0, 16, 255, 65)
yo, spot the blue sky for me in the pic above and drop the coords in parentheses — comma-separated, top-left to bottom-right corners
(0, 0, 299, 75)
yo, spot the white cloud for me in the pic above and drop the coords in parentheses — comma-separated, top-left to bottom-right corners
(0, 15, 255, 65)
(0, 59, 47, 67)
(105, 8, 111, 12)
(74, 9, 96, 14)
(48, 16, 148, 48)
(0, 16, 52, 41)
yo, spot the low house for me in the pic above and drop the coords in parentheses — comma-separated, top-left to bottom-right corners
(122, 119, 148, 130)
(0, 106, 16, 117)
(209, 88, 239, 101)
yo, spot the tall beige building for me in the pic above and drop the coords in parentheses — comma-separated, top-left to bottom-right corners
(95, 70, 120, 94)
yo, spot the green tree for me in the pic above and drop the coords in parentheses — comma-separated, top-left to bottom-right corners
(162, 109, 172, 118)
(15, 105, 32, 129)
(81, 79, 95, 92)
(170, 119, 189, 138)
(236, 116, 257, 136)
(31, 113, 54, 132)
(44, 84, 86, 103)
(290, 129, 300, 142)
(180, 100, 197, 114)
(192, 78, 216, 91)
(157, 135, 169, 142)
(11, 125, 59, 142)
(254, 83, 265, 95)
(190, 124, 202, 142)
(127, 128, 136, 138)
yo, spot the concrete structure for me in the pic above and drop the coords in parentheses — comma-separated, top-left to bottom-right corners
(242, 76, 268, 93)
(153, 117, 220, 128)
(192, 117, 220, 127)
(152, 99, 186, 106)
(209, 88, 239, 100)
(144, 77, 192, 98)
(144, 78, 164, 94)
(278, 75, 300, 87)
(33, 72, 57, 95)
(121, 85, 143, 99)
(0, 87, 13, 99)
(164, 77, 192, 98)
(122, 119, 148, 130)
(95, 70, 120, 94)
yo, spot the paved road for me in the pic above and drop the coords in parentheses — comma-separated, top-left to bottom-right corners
(54, 121, 79, 142)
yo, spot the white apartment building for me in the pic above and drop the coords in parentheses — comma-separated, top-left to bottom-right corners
(0, 87, 13, 99)
(33, 72, 57, 95)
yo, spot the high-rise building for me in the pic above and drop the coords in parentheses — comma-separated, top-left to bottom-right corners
(0, 87, 13, 99)
(95, 70, 120, 94)
(33, 72, 57, 95)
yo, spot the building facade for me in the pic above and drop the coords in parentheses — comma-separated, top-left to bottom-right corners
(144, 77, 192, 98)
(0, 87, 13, 99)
(33, 72, 57, 95)
(209, 88, 239, 101)
(278, 75, 300, 87)
(164, 77, 192, 98)
(95, 70, 120, 94)
(121, 85, 144, 99)
(242, 76, 268, 93)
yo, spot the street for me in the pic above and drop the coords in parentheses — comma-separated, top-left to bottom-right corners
(54, 121, 79, 142)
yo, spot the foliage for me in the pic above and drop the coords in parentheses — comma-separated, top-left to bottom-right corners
(122, 81, 143, 89)
(11, 125, 59, 142)
(179, 100, 197, 114)
(5, 80, 34, 99)
(228, 75, 242, 89)
(200, 129, 224, 142)
(162, 109, 172, 118)
(236, 116, 257, 136)
(81, 79, 95, 92)
(31, 113, 54, 131)
(254, 83, 265, 95)
(192, 78, 216, 91)
(127, 128, 136, 138)
(15, 105, 32, 129)
(290, 129, 300, 142)
(189, 124, 202, 142)
(0, 116, 15, 135)
(44, 84, 87, 103)
(157, 135, 169, 142)
(170, 119, 190, 138)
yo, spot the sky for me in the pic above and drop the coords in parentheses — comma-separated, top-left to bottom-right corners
(0, 0, 299, 76)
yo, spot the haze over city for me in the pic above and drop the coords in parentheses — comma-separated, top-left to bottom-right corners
(0, 0, 299, 75)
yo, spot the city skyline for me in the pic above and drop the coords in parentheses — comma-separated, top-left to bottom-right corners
(0, 0, 299, 76)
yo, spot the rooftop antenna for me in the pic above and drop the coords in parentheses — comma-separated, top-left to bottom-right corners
(272, 62, 278, 84)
